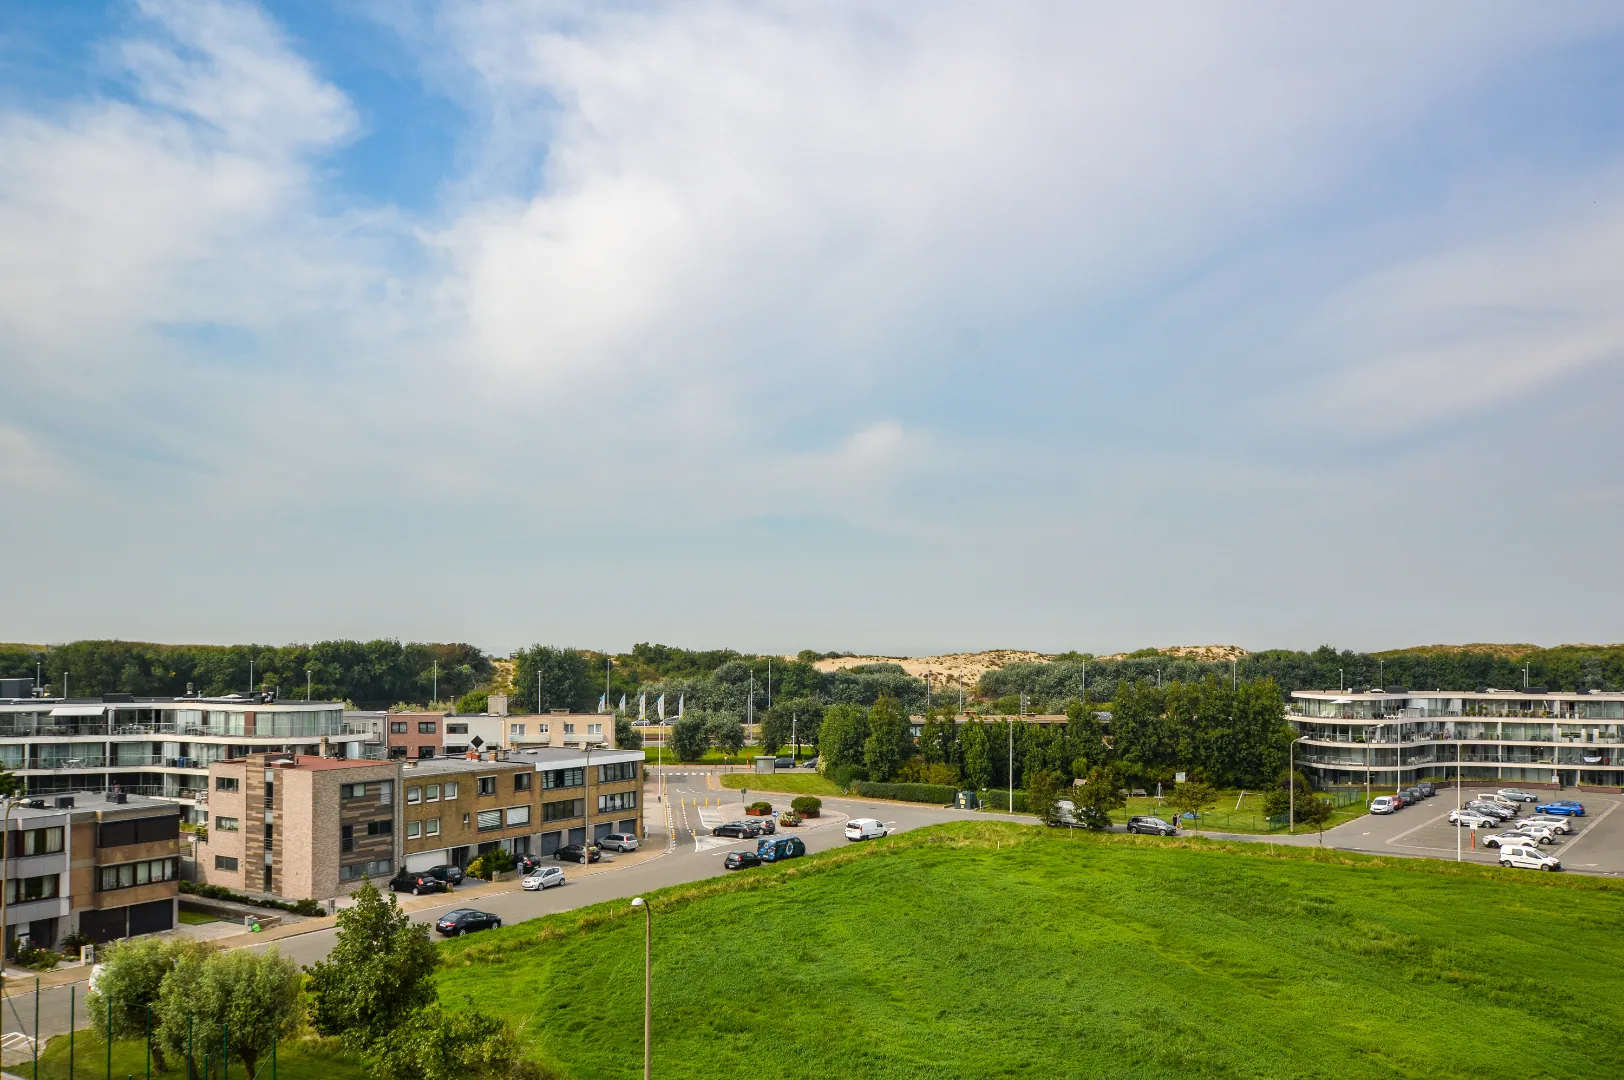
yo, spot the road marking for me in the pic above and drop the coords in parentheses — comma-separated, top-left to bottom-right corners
(1385, 812, 1453, 846)
(1548, 798, 1621, 862)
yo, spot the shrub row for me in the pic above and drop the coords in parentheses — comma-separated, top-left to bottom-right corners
(179, 879, 324, 917)
(978, 788, 1030, 813)
(848, 782, 958, 804)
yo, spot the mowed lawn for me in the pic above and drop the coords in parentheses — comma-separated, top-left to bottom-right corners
(437, 822, 1624, 1080)
(719, 772, 838, 796)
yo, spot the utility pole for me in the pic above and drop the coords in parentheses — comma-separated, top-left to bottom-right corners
(433, 660, 438, 705)
(249, 660, 254, 694)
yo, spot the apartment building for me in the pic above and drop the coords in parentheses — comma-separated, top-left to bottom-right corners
(201, 754, 400, 899)
(1291, 689, 1624, 790)
(346, 711, 444, 760)
(0, 685, 380, 822)
(2, 791, 182, 954)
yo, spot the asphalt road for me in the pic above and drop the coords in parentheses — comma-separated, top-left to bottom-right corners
(0, 768, 1022, 1045)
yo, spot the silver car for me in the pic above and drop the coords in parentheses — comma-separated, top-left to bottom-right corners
(522, 866, 566, 891)
(598, 832, 640, 852)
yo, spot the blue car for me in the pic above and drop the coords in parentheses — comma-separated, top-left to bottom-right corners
(756, 836, 806, 863)
(1534, 801, 1586, 816)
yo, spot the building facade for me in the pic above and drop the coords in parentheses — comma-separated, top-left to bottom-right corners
(346, 712, 445, 760)
(2, 791, 182, 955)
(1290, 689, 1624, 790)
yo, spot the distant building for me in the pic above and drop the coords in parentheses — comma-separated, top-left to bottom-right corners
(347, 711, 445, 760)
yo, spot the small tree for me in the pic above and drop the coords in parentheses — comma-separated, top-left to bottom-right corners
(305, 881, 439, 1055)
(705, 713, 746, 762)
(1069, 765, 1126, 830)
(613, 715, 643, 750)
(669, 716, 709, 762)
(1167, 781, 1217, 828)
(87, 937, 210, 1071)
(1296, 794, 1337, 842)
(372, 999, 551, 1080)
(862, 693, 910, 781)
(155, 946, 302, 1078)
(1025, 769, 1066, 825)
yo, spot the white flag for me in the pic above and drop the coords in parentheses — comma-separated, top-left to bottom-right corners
(598, 694, 606, 713)
(657, 693, 666, 721)
(677, 693, 684, 718)
(639, 693, 647, 720)
(619, 693, 627, 712)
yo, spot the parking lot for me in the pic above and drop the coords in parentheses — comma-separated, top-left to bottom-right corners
(1319, 787, 1624, 876)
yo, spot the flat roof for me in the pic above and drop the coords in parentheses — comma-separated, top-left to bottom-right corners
(0, 697, 343, 709)
(218, 754, 387, 771)
(402, 756, 529, 776)
(4, 790, 178, 821)
(1292, 689, 1624, 700)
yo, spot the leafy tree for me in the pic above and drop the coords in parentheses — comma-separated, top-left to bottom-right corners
(1025, 769, 1066, 824)
(155, 946, 302, 1078)
(512, 645, 594, 713)
(305, 882, 439, 1055)
(1167, 781, 1218, 828)
(760, 697, 823, 755)
(1261, 787, 1291, 818)
(704, 713, 746, 761)
(370, 999, 553, 1080)
(816, 704, 870, 773)
(669, 716, 710, 762)
(862, 693, 911, 781)
(1069, 765, 1126, 829)
(456, 690, 489, 714)
(86, 937, 211, 1071)
(1296, 794, 1337, 842)
(613, 714, 643, 749)
(960, 720, 993, 791)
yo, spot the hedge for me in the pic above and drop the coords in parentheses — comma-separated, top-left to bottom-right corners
(979, 788, 1031, 813)
(180, 879, 325, 917)
(848, 782, 958, 804)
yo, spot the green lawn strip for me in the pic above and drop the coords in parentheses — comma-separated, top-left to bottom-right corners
(433, 821, 1624, 1080)
(718, 773, 838, 796)
(31, 1032, 365, 1079)
(178, 909, 222, 925)
(640, 745, 786, 765)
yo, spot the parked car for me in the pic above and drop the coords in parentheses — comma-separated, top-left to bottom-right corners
(554, 843, 603, 863)
(1417, 782, 1436, 797)
(514, 855, 542, 876)
(1502, 823, 1560, 845)
(756, 835, 807, 862)
(1496, 788, 1539, 803)
(1126, 816, 1177, 836)
(1483, 829, 1554, 849)
(1535, 801, 1586, 817)
(723, 850, 762, 870)
(1524, 814, 1575, 834)
(388, 870, 447, 896)
(1369, 796, 1397, 815)
(425, 864, 464, 886)
(521, 866, 566, 890)
(436, 909, 502, 936)
(598, 833, 640, 852)
(845, 818, 888, 841)
(1480, 793, 1521, 813)
(1403, 787, 1423, 804)
(773, 756, 795, 769)
(1466, 801, 1515, 821)
(1498, 843, 1561, 872)
(713, 821, 761, 839)
(1389, 792, 1407, 809)
(754, 816, 777, 835)
(803, 756, 819, 771)
(1448, 809, 1498, 829)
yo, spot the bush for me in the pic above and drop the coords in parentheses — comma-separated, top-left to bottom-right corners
(832, 764, 869, 789)
(16, 944, 58, 971)
(849, 782, 958, 805)
(180, 878, 326, 916)
(469, 848, 517, 881)
(59, 930, 93, 955)
(748, 801, 773, 815)
(790, 796, 822, 816)
(980, 789, 1031, 813)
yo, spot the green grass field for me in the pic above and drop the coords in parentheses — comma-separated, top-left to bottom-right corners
(436, 821, 1624, 1080)
(719, 772, 838, 795)
(31, 1033, 365, 1079)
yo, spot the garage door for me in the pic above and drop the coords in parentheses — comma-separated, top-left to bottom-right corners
(567, 828, 586, 846)
(593, 822, 613, 842)
(406, 850, 445, 873)
(128, 899, 174, 936)
(79, 908, 126, 943)
(539, 831, 562, 856)
(616, 818, 637, 836)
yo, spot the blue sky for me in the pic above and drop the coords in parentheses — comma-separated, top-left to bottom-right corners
(3, 1, 1624, 656)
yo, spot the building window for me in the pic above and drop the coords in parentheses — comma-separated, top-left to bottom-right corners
(510, 724, 525, 736)
(477, 776, 497, 796)
(418, 721, 437, 734)
(215, 777, 239, 792)
(443, 782, 459, 800)
(599, 762, 638, 783)
(406, 821, 421, 839)
(589, 723, 602, 736)
(339, 858, 393, 882)
(215, 817, 239, 832)
(543, 799, 585, 822)
(417, 746, 435, 759)
(377, 781, 393, 803)
(341, 825, 353, 852)
(598, 791, 638, 813)
(366, 819, 392, 836)
(543, 768, 584, 790)
(98, 858, 177, 891)
(391, 722, 408, 734)
(5, 875, 59, 904)
(342, 783, 368, 799)
(425, 784, 440, 802)
(4, 827, 65, 858)
(505, 805, 530, 827)
(514, 772, 532, 791)
(407, 786, 421, 805)
(214, 855, 239, 871)
(447, 723, 469, 735)
(564, 723, 576, 735)
(445, 745, 468, 757)
(426, 818, 440, 836)
(538, 723, 549, 734)
(476, 809, 503, 832)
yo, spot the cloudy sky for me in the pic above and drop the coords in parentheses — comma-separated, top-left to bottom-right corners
(3, 1, 1623, 656)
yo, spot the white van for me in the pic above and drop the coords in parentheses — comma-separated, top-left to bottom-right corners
(845, 818, 888, 841)
(1498, 843, 1560, 871)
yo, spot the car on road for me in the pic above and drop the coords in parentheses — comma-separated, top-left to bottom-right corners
(713, 821, 761, 839)
(756, 835, 807, 862)
(723, 850, 762, 870)
(1417, 782, 1435, 797)
(1369, 796, 1397, 814)
(388, 870, 448, 896)
(521, 866, 566, 890)
(1524, 814, 1575, 834)
(554, 843, 603, 863)
(1448, 809, 1498, 829)
(598, 833, 640, 852)
(436, 909, 502, 936)
(845, 818, 888, 841)
(1535, 801, 1586, 817)
(773, 756, 796, 769)
(1126, 816, 1177, 836)
(1483, 828, 1555, 849)
(803, 756, 819, 771)
(1389, 792, 1407, 809)
(425, 864, 464, 886)
(1497, 788, 1539, 803)
(1403, 787, 1424, 804)
(754, 816, 776, 834)
(1498, 843, 1561, 872)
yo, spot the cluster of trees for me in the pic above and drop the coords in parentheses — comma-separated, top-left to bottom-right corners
(0, 640, 490, 709)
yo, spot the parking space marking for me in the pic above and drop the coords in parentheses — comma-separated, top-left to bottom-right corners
(1385, 812, 1454, 847)
(1546, 798, 1621, 861)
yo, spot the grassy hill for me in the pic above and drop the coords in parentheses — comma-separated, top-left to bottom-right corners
(437, 822, 1624, 1080)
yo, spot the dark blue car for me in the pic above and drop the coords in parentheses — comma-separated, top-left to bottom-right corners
(756, 836, 806, 863)
(1534, 801, 1585, 817)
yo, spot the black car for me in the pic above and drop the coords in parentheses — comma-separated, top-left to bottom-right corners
(425, 864, 464, 885)
(514, 855, 542, 876)
(1126, 816, 1177, 836)
(712, 821, 761, 839)
(436, 909, 501, 937)
(723, 851, 761, 870)
(388, 870, 447, 896)
(554, 843, 602, 863)
(1417, 782, 1435, 798)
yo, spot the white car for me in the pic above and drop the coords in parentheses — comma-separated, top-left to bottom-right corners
(1369, 796, 1397, 815)
(1448, 809, 1498, 829)
(598, 832, 640, 852)
(1498, 843, 1561, 871)
(845, 818, 888, 841)
(1483, 827, 1556, 848)
(521, 866, 566, 891)
(1496, 788, 1539, 803)
(1523, 815, 1574, 834)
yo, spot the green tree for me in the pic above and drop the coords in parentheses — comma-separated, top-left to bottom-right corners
(1069, 765, 1126, 829)
(861, 693, 910, 781)
(760, 697, 823, 756)
(455, 690, 489, 714)
(816, 704, 870, 773)
(1296, 794, 1337, 842)
(305, 882, 439, 1055)
(669, 716, 710, 762)
(86, 937, 211, 1071)
(155, 946, 302, 1079)
(705, 713, 746, 761)
(512, 645, 594, 713)
(613, 714, 643, 750)
(369, 999, 551, 1080)
(1167, 781, 1218, 828)
(1025, 769, 1066, 825)
(960, 720, 993, 791)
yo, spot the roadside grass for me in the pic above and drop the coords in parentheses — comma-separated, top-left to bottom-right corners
(641, 745, 784, 765)
(975, 787, 1372, 835)
(436, 820, 1624, 1080)
(178, 909, 222, 925)
(718, 773, 838, 796)
(31, 1033, 365, 1079)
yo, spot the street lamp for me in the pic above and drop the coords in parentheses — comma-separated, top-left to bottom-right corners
(1, 795, 15, 985)
(630, 897, 651, 1080)
(1289, 736, 1304, 833)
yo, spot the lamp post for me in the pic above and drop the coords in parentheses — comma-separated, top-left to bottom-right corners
(630, 897, 651, 1080)
(1289, 736, 1303, 833)
(306, 670, 312, 701)
(1, 795, 15, 987)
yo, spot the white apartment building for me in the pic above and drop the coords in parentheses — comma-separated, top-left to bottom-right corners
(1290, 688, 1624, 790)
